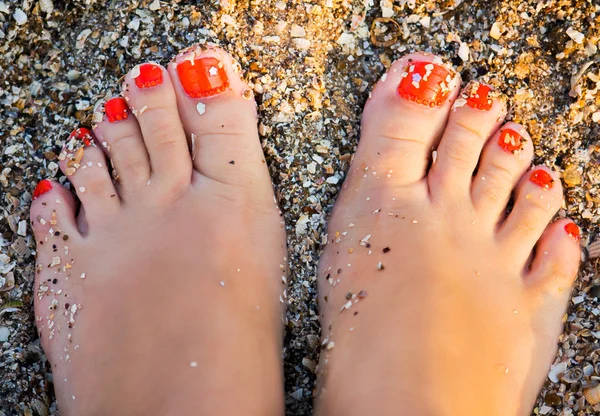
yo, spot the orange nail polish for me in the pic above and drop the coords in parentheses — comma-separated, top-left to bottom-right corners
(498, 129, 523, 153)
(466, 82, 493, 111)
(105, 97, 129, 123)
(177, 57, 229, 98)
(68, 127, 93, 146)
(564, 223, 580, 241)
(398, 61, 455, 107)
(134, 63, 163, 89)
(529, 169, 554, 189)
(33, 180, 53, 200)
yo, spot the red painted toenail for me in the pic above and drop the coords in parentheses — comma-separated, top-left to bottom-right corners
(133, 63, 163, 89)
(105, 97, 129, 123)
(68, 127, 93, 146)
(177, 56, 229, 98)
(466, 82, 493, 111)
(529, 169, 554, 189)
(565, 223, 580, 241)
(498, 129, 523, 153)
(398, 61, 455, 107)
(33, 180, 53, 200)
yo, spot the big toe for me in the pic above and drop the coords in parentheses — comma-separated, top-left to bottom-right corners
(352, 53, 461, 188)
(168, 46, 273, 197)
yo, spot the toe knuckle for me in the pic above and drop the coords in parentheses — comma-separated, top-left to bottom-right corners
(110, 133, 139, 150)
(482, 161, 514, 185)
(118, 158, 148, 180)
(443, 140, 472, 166)
(77, 172, 111, 195)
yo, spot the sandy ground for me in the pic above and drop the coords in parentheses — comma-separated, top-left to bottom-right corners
(1, 0, 599, 414)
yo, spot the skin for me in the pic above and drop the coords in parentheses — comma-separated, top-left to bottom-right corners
(31, 49, 579, 415)
(314, 53, 580, 416)
(31, 47, 286, 416)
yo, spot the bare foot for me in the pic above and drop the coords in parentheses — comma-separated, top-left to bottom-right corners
(31, 47, 286, 416)
(315, 53, 580, 416)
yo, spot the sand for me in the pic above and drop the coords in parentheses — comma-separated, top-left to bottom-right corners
(0, 0, 599, 414)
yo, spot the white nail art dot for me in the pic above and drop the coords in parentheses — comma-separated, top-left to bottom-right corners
(131, 65, 141, 79)
(196, 102, 206, 115)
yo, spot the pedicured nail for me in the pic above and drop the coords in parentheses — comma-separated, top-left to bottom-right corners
(465, 82, 493, 111)
(68, 127, 93, 147)
(105, 97, 129, 123)
(33, 180, 53, 200)
(564, 223, 581, 241)
(177, 56, 229, 98)
(498, 129, 523, 153)
(132, 63, 163, 89)
(529, 169, 554, 189)
(398, 61, 455, 107)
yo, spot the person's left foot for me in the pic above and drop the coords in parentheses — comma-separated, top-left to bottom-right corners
(31, 46, 286, 416)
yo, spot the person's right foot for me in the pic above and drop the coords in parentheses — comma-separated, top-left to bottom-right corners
(31, 46, 286, 416)
(315, 53, 580, 416)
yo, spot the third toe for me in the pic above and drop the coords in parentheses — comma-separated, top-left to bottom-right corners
(471, 122, 534, 227)
(93, 97, 151, 194)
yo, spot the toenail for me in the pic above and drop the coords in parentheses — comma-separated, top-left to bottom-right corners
(105, 97, 129, 123)
(565, 223, 581, 241)
(177, 56, 229, 98)
(397, 61, 455, 107)
(529, 169, 554, 189)
(498, 128, 524, 153)
(68, 127, 93, 147)
(33, 180, 53, 200)
(132, 63, 163, 89)
(465, 82, 493, 111)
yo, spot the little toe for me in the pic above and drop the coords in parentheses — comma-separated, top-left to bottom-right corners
(93, 97, 151, 194)
(30, 179, 79, 245)
(59, 128, 120, 226)
(527, 218, 580, 288)
(429, 81, 507, 199)
(525, 219, 580, 335)
(168, 46, 270, 190)
(356, 53, 461, 186)
(471, 122, 534, 227)
(123, 62, 192, 189)
(499, 166, 564, 263)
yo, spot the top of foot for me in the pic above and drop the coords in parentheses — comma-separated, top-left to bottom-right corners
(315, 52, 580, 416)
(31, 46, 287, 416)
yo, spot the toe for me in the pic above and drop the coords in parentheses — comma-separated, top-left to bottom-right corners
(498, 166, 564, 263)
(429, 81, 507, 199)
(30, 180, 79, 245)
(526, 218, 580, 288)
(168, 46, 270, 190)
(93, 97, 151, 196)
(59, 128, 120, 227)
(525, 218, 580, 336)
(122, 62, 192, 190)
(471, 122, 534, 227)
(355, 53, 461, 186)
